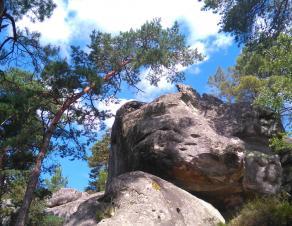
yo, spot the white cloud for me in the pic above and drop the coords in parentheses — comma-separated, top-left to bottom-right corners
(188, 65, 201, 75)
(135, 68, 178, 102)
(17, 0, 234, 59)
(213, 34, 233, 49)
(97, 98, 132, 128)
(18, 0, 70, 43)
(67, 0, 220, 39)
(17, 0, 72, 57)
(17, 0, 225, 45)
(136, 77, 176, 102)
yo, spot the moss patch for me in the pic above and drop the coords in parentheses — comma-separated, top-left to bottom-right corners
(151, 181, 161, 191)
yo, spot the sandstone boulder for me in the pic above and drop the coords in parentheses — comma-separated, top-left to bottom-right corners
(63, 192, 103, 226)
(47, 188, 83, 208)
(98, 171, 225, 226)
(109, 85, 283, 211)
(46, 189, 103, 222)
(47, 172, 224, 226)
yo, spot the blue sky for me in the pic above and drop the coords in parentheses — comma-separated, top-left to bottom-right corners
(17, 0, 241, 190)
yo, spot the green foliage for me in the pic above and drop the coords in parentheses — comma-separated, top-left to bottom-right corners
(201, 0, 291, 45)
(44, 167, 68, 193)
(27, 199, 64, 226)
(88, 133, 110, 167)
(235, 34, 292, 78)
(254, 75, 292, 117)
(4, 0, 56, 22)
(0, 1, 58, 71)
(0, 69, 47, 149)
(217, 223, 226, 226)
(0, 69, 54, 194)
(27, 199, 47, 226)
(270, 133, 292, 153)
(41, 59, 103, 97)
(226, 196, 292, 226)
(0, 170, 54, 226)
(0, 69, 48, 219)
(39, 215, 64, 226)
(87, 133, 110, 192)
(82, 18, 203, 92)
(96, 170, 108, 192)
(208, 34, 292, 120)
(208, 67, 235, 102)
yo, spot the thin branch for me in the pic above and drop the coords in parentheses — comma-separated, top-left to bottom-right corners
(0, 36, 13, 51)
(0, 116, 13, 127)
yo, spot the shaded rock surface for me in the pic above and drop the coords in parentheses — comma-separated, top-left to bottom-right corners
(109, 85, 283, 211)
(98, 171, 225, 226)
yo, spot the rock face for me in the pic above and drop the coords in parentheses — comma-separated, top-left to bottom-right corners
(109, 85, 283, 211)
(98, 171, 225, 226)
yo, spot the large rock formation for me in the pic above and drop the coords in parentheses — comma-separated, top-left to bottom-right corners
(109, 85, 283, 211)
(98, 171, 225, 226)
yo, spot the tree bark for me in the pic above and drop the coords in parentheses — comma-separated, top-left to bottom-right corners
(14, 60, 131, 225)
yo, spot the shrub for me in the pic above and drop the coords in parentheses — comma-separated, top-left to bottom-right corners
(39, 215, 64, 226)
(227, 196, 292, 226)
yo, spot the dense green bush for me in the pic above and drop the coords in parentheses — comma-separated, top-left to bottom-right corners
(224, 196, 292, 226)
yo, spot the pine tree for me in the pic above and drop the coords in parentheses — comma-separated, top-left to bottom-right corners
(0, 69, 46, 206)
(44, 167, 68, 193)
(201, 0, 291, 46)
(86, 132, 110, 192)
(0, 0, 57, 72)
(208, 34, 292, 120)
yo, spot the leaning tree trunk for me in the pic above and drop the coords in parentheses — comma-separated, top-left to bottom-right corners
(13, 94, 82, 226)
(13, 146, 47, 226)
(14, 60, 130, 226)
